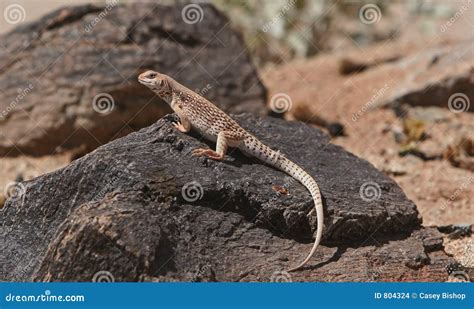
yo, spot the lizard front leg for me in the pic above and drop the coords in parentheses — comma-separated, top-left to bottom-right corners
(170, 97, 191, 133)
(192, 131, 230, 161)
(173, 116, 191, 133)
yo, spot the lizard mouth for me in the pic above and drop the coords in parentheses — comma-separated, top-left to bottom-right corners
(138, 76, 154, 87)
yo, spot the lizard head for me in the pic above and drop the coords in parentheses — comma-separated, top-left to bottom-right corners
(138, 70, 171, 93)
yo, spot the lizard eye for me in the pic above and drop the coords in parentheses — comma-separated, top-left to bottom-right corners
(148, 73, 157, 79)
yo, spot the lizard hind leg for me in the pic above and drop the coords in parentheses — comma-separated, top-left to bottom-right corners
(192, 131, 230, 161)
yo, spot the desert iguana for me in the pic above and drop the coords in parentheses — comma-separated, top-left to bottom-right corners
(138, 70, 324, 272)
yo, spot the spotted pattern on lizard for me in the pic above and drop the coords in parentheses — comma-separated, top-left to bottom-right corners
(138, 70, 324, 272)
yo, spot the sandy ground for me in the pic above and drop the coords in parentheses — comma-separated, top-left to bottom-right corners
(262, 54, 473, 226)
(261, 38, 473, 272)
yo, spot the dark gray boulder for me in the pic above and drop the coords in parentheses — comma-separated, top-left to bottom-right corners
(0, 2, 266, 156)
(1, 114, 453, 281)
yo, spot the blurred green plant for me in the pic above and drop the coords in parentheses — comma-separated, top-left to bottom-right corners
(213, 0, 459, 67)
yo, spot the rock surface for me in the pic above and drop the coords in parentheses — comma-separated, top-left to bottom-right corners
(1, 114, 454, 281)
(375, 40, 473, 111)
(0, 3, 266, 157)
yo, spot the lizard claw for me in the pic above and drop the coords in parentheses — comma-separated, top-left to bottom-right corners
(173, 121, 188, 133)
(191, 148, 224, 161)
(191, 148, 209, 157)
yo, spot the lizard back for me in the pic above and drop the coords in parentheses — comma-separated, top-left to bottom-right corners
(171, 80, 248, 142)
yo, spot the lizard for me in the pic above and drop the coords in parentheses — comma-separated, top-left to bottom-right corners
(138, 70, 324, 272)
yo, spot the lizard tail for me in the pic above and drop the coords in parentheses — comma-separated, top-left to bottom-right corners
(240, 137, 323, 271)
(273, 156, 324, 272)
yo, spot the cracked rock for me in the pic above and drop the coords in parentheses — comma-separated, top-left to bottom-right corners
(1, 114, 453, 281)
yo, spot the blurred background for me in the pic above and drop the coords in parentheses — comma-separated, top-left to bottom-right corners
(0, 0, 472, 271)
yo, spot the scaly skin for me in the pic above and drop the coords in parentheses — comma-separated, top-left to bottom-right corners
(138, 70, 324, 272)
